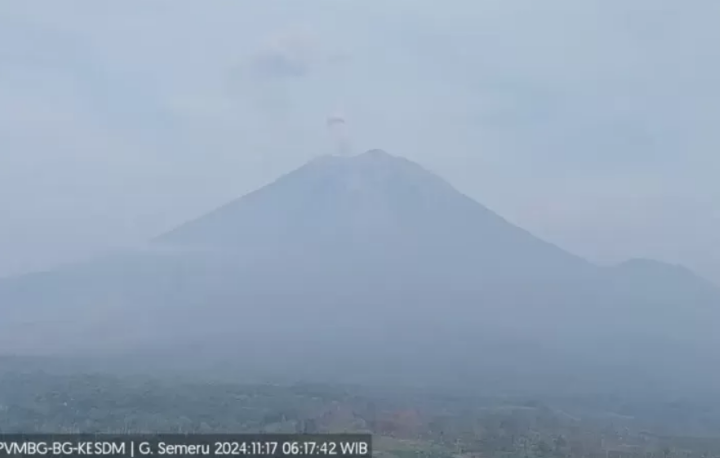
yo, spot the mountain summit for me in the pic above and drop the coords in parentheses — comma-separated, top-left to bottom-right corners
(157, 150, 590, 282)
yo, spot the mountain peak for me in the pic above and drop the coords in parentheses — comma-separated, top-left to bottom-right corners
(156, 149, 589, 281)
(325, 148, 392, 159)
(157, 149, 458, 247)
(359, 148, 393, 159)
(307, 149, 426, 172)
(296, 149, 456, 197)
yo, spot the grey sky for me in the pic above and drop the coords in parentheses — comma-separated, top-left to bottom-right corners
(1, 0, 719, 281)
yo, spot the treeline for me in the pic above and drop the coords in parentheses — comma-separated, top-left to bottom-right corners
(2, 372, 720, 458)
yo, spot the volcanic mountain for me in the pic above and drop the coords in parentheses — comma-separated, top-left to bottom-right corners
(1, 150, 718, 394)
(157, 149, 594, 284)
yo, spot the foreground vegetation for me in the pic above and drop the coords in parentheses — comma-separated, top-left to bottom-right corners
(2, 368, 720, 458)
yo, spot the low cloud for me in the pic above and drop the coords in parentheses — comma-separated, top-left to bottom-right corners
(248, 28, 318, 79)
(245, 27, 349, 80)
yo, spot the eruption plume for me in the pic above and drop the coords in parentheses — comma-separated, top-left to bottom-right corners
(326, 113, 352, 156)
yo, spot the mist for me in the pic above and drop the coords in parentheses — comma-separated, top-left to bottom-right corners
(2, 0, 720, 446)
(0, 0, 719, 281)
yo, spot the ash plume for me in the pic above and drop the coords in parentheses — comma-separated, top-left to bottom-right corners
(327, 113, 352, 156)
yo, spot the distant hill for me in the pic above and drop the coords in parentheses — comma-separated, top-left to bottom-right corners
(1, 150, 718, 396)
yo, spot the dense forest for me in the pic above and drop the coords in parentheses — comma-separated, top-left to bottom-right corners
(2, 367, 720, 458)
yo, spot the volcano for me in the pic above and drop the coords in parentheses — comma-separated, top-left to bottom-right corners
(156, 149, 593, 283)
(1, 150, 718, 395)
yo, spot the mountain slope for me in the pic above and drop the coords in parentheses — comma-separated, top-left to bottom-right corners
(0, 150, 719, 395)
(156, 150, 594, 283)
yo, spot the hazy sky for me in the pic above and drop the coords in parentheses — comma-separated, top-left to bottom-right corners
(1, 0, 719, 282)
